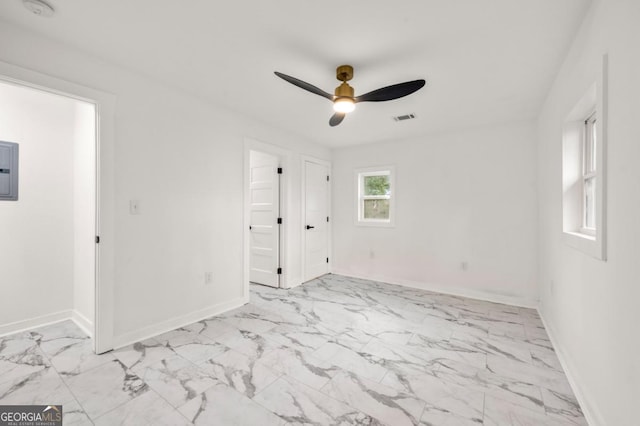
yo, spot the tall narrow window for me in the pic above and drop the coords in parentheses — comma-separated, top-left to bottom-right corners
(582, 112, 597, 235)
(561, 55, 607, 260)
(356, 167, 395, 226)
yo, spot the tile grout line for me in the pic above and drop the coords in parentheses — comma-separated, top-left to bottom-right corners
(29, 326, 98, 424)
(280, 372, 375, 423)
(482, 392, 486, 424)
(90, 387, 155, 424)
(39, 347, 95, 425)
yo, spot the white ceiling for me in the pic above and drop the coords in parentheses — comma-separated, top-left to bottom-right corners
(0, 0, 590, 147)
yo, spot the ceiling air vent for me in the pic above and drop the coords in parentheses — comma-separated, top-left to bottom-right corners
(393, 113, 416, 122)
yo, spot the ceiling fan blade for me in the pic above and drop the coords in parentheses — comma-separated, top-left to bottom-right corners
(355, 79, 426, 103)
(274, 71, 334, 101)
(329, 112, 346, 127)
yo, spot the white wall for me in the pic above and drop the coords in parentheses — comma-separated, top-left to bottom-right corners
(0, 21, 329, 344)
(537, 1, 640, 424)
(0, 82, 76, 327)
(332, 121, 538, 306)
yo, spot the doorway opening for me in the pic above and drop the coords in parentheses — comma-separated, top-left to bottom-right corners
(0, 79, 98, 348)
(243, 139, 292, 301)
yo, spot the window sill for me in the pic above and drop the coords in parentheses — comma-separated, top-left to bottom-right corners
(565, 230, 595, 241)
(579, 227, 596, 237)
(562, 230, 605, 260)
(356, 220, 395, 228)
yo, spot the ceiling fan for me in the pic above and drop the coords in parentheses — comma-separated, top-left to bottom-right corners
(274, 65, 426, 127)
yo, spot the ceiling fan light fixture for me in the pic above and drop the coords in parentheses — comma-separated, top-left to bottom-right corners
(333, 97, 355, 113)
(274, 66, 425, 126)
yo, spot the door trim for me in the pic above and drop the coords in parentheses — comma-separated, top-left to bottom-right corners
(301, 156, 332, 283)
(243, 138, 292, 298)
(0, 60, 116, 354)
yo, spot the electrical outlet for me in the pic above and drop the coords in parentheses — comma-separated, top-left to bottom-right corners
(205, 272, 213, 285)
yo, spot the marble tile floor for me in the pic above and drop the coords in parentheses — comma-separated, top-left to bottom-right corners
(0, 274, 586, 425)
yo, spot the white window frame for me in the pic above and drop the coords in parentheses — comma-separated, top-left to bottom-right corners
(581, 111, 597, 237)
(355, 166, 395, 227)
(561, 54, 607, 261)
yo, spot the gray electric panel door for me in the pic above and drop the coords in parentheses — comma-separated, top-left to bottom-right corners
(0, 141, 19, 201)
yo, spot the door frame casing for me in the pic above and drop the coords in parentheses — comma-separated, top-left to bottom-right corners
(0, 60, 116, 354)
(301, 156, 332, 283)
(243, 138, 291, 298)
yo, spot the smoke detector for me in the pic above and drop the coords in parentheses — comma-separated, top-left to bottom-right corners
(23, 0, 55, 17)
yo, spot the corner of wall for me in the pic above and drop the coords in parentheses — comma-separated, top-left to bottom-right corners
(71, 309, 94, 339)
(538, 307, 606, 426)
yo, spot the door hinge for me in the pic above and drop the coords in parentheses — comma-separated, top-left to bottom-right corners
(95, 236, 100, 244)
(326, 257, 329, 263)
(277, 217, 282, 224)
(277, 167, 283, 174)
(326, 216, 329, 222)
(326, 175, 330, 181)
(277, 267, 282, 275)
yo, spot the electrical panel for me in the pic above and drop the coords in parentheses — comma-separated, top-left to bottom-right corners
(0, 141, 19, 201)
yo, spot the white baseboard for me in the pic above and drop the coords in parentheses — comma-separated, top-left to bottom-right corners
(112, 296, 247, 350)
(71, 310, 94, 339)
(282, 274, 303, 290)
(330, 270, 538, 309)
(538, 308, 604, 426)
(0, 309, 95, 339)
(283, 280, 304, 290)
(0, 309, 73, 337)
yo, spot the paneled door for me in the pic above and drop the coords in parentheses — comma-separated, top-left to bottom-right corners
(303, 160, 329, 281)
(249, 150, 280, 287)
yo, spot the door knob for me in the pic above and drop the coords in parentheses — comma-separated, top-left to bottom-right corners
(306, 225, 315, 230)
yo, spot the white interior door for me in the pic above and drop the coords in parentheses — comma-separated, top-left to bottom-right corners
(249, 151, 280, 287)
(304, 160, 329, 281)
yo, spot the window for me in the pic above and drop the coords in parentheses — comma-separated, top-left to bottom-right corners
(582, 112, 597, 235)
(561, 55, 607, 260)
(356, 167, 395, 226)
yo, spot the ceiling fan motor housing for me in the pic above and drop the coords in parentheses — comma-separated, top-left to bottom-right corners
(334, 82, 354, 98)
